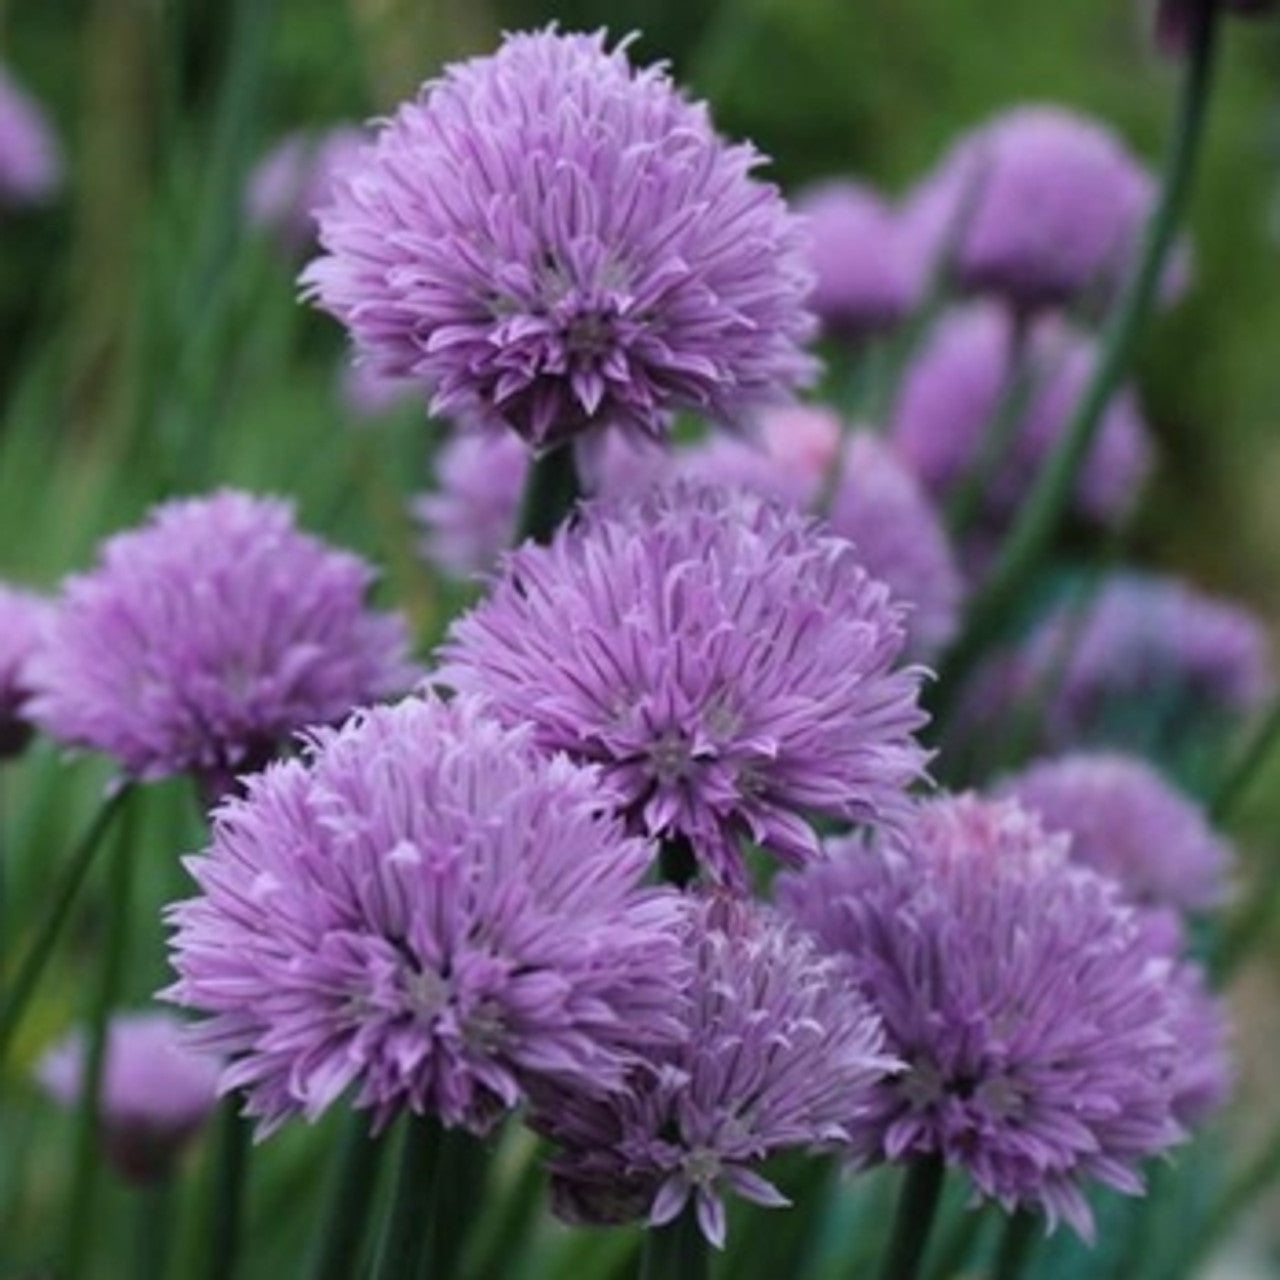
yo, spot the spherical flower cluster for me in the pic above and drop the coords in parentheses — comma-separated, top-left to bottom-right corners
(164, 694, 686, 1137)
(796, 180, 914, 339)
(1157, 0, 1276, 55)
(37, 1012, 220, 1183)
(246, 128, 367, 252)
(1001, 752, 1231, 913)
(890, 303, 1152, 533)
(27, 491, 417, 796)
(439, 481, 930, 888)
(0, 583, 51, 759)
(532, 895, 894, 1248)
(302, 28, 816, 448)
(901, 105, 1161, 313)
(0, 65, 61, 206)
(964, 572, 1272, 754)
(780, 794, 1191, 1239)
(679, 414, 963, 659)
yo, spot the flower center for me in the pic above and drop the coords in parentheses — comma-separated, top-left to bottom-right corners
(403, 968, 451, 1023)
(681, 1147, 723, 1188)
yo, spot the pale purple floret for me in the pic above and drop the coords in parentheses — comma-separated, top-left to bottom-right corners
(0, 583, 52, 758)
(679, 412, 963, 659)
(246, 128, 368, 252)
(1001, 752, 1231, 913)
(37, 1012, 220, 1183)
(27, 491, 417, 796)
(890, 303, 1152, 533)
(899, 105, 1165, 314)
(963, 572, 1272, 752)
(301, 28, 817, 449)
(796, 180, 915, 339)
(438, 481, 930, 888)
(779, 794, 1190, 1240)
(0, 65, 61, 205)
(164, 694, 686, 1138)
(531, 895, 895, 1248)
(338, 360, 418, 422)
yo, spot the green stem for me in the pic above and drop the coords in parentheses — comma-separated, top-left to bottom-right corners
(64, 794, 137, 1280)
(640, 1202, 708, 1280)
(1210, 697, 1280, 826)
(1188, 1129, 1280, 1276)
(874, 1156, 946, 1280)
(991, 1208, 1039, 1280)
(205, 1098, 252, 1280)
(306, 1113, 387, 1280)
(372, 1113, 445, 1280)
(929, 0, 1221, 714)
(135, 1179, 174, 1280)
(924, 1205, 988, 1280)
(515, 444, 581, 546)
(0, 786, 130, 1063)
(421, 1127, 488, 1279)
(461, 1138, 544, 1280)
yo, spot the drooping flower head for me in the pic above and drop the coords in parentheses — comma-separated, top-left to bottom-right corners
(680, 414, 963, 659)
(962, 572, 1272, 757)
(796, 180, 915, 339)
(780, 794, 1191, 1239)
(439, 481, 930, 888)
(0, 65, 61, 206)
(901, 106, 1165, 313)
(1001, 752, 1232, 913)
(890, 303, 1152, 537)
(28, 491, 417, 797)
(0, 583, 52, 759)
(164, 694, 686, 1137)
(246, 128, 368, 252)
(302, 28, 817, 449)
(37, 1012, 220, 1183)
(532, 895, 894, 1248)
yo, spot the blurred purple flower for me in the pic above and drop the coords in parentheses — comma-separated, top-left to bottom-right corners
(439, 481, 929, 888)
(1000, 752, 1231, 912)
(796, 180, 915, 339)
(28, 491, 416, 797)
(37, 1012, 220, 1183)
(890, 303, 1152, 535)
(962, 572, 1272, 754)
(164, 694, 686, 1137)
(532, 894, 894, 1248)
(0, 583, 52, 759)
(0, 65, 61, 206)
(901, 106, 1173, 314)
(301, 28, 816, 449)
(780, 794, 1191, 1240)
(246, 128, 368, 252)
(338, 360, 418, 422)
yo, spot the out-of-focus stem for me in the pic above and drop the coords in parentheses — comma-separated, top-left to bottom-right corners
(874, 1156, 946, 1280)
(640, 1202, 708, 1280)
(515, 444, 581, 546)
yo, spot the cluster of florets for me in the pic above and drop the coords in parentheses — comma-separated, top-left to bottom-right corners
(0, 64, 61, 206)
(780, 794, 1200, 1238)
(303, 28, 815, 448)
(0, 582, 52, 758)
(27, 490, 417, 798)
(439, 480, 930, 887)
(532, 895, 895, 1247)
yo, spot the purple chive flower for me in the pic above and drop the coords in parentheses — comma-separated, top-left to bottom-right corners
(679, 413, 963, 659)
(796, 180, 915, 339)
(301, 28, 816, 449)
(963, 572, 1272, 754)
(0, 65, 61, 206)
(0, 583, 52, 759)
(900, 105, 1166, 314)
(780, 794, 1191, 1240)
(890, 303, 1152, 535)
(532, 895, 895, 1248)
(1000, 752, 1231, 913)
(37, 1012, 220, 1183)
(164, 693, 685, 1137)
(439, 481, 930, 888)
(27, 491, 416, 797)
(246, 128, 368, 252)
(1157, 0, 1275, 55)
(1163, 960, 1232, 1128)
